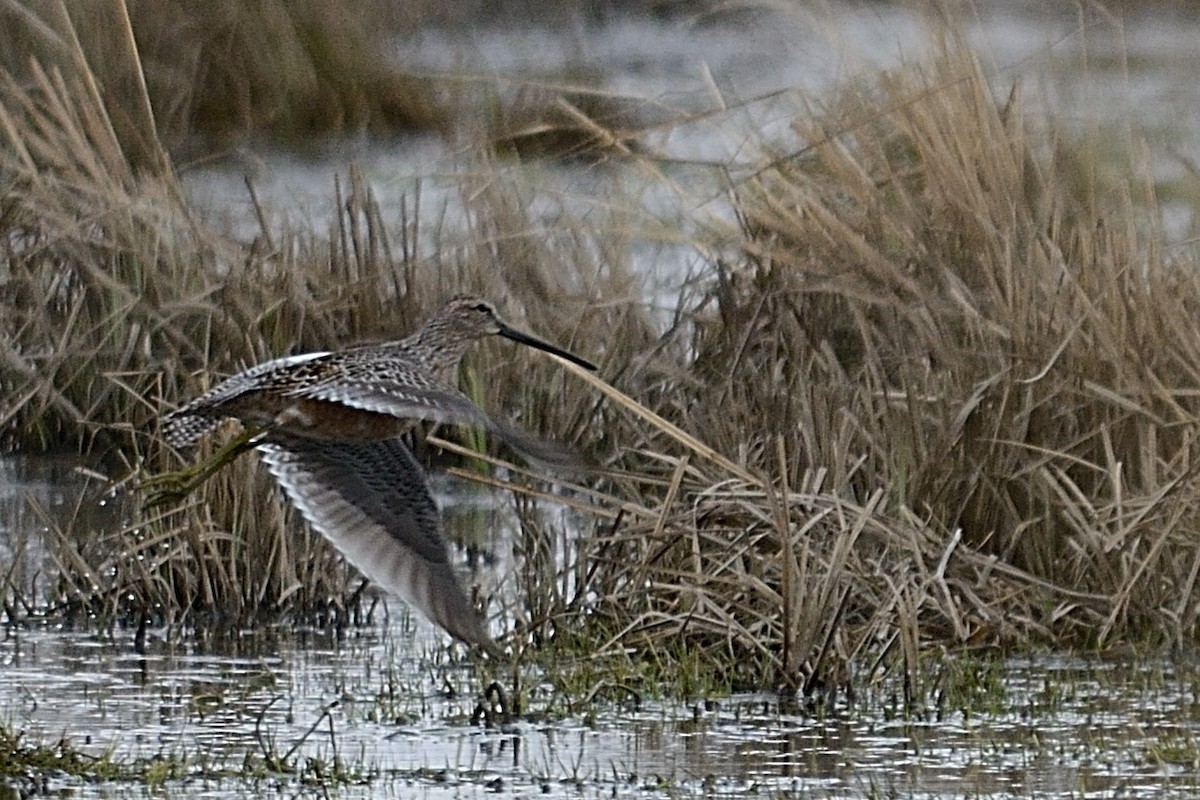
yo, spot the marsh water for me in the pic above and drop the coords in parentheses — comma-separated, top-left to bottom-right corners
(9, 1, 1200, 797)
(9, 621, 1200, 799)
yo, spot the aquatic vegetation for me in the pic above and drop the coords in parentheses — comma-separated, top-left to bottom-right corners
(0, 707, 385, 793)
(0, 720, 116, 780)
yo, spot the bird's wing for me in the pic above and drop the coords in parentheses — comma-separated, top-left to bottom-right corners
(294, 378, 592, 472)
(290, 376, 494, 429)
(256, 435, 494, 650)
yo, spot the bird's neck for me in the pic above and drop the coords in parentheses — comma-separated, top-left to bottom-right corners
(401, 319, 476, 384)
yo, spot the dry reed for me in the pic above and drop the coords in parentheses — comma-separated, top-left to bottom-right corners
(522, 41, 1200, 691)
(0, 1, 654, 162)
(0, 0, 447, 152)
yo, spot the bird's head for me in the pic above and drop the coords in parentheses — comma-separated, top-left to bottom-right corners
(430, 295, 597, 371)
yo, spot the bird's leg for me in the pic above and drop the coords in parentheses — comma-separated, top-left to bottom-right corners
(140, 425, 268, 508)
(470, 681, 511, 727)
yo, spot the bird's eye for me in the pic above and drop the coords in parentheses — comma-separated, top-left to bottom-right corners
(473, 303, 491, 313)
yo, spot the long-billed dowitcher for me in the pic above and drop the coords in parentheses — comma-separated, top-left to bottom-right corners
(159, 296, 596, 651)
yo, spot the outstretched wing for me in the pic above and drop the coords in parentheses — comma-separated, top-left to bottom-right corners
(256, 434, 494, 650)
(293, 376, 592, 471)
(289, 374, 495, 430)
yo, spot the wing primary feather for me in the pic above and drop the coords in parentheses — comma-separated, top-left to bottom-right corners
(256, 435, 495, 651)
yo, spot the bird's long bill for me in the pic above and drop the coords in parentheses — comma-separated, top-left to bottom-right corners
(499, 323, 597, 371)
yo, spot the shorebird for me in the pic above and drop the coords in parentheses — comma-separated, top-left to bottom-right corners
(157, 296, 596, 651)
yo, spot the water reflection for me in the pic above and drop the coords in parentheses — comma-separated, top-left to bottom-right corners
(0, 454, 120, 611)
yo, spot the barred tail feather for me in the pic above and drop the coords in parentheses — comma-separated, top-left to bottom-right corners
(161, 408, 226, 452)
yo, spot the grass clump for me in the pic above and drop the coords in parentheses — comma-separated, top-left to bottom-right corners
(533, 40, 1200, 693)
(0, 719, 183, 785)
(0, 713, 379, 791)
(484, 68, 646, 161)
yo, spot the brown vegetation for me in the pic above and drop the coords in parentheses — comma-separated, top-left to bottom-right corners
(0, 1, 649, 161)
(1, 2, 1199, 697)
(556, 45, 1200, 692)
(0, 0, 445, 154)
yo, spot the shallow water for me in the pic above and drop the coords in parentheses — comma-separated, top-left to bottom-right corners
(5, 455, 1200, 798)
(7, 619, 1200, 797)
